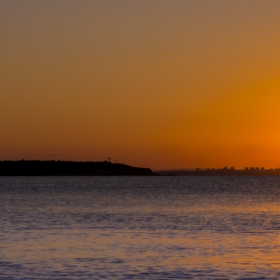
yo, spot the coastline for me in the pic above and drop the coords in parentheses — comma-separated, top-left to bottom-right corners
(0, 160, 155, 176)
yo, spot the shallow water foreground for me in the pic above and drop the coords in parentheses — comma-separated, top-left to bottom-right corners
(1, 176, 280, 279)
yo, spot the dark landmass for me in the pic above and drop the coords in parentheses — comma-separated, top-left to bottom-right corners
(0, 160, 155, 176)
(158, 167, 280, 176)
(2, 161, 279, 177)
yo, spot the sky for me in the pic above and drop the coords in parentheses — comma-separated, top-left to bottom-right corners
(1, 0, 280, 170)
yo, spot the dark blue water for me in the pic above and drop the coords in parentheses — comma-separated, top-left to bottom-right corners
(1, 176, 280, 279)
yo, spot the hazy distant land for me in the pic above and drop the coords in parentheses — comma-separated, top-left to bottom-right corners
(158, 167, 280, 176)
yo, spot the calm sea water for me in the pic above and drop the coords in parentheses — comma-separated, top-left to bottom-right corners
(1, 176, 280, 279)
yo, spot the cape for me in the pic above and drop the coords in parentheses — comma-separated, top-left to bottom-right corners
(0, 160, 155, 176)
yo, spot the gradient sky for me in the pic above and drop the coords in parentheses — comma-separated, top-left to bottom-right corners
(1, 1, 280, 169)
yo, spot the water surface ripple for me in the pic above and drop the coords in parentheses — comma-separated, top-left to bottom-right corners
(1, 176, 280, 279)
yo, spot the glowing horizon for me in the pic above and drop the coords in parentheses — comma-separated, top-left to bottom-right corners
(1, 1, 280, 170)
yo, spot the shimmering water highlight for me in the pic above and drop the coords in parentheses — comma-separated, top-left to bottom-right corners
(1, 176, 280, 279)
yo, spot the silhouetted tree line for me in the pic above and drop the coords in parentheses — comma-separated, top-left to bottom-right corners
(0, 160, 155, 176)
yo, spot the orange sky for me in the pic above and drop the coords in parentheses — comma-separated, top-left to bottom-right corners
(1, 1, 280, 169)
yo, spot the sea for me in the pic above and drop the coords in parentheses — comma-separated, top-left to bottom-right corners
(1, 176, 280, 280)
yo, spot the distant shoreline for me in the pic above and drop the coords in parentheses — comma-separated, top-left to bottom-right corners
(1, 160, 280, 177)
(0, 160, 155, 176)
(158, 167, 280, 176)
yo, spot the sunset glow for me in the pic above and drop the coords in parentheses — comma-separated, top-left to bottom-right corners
(1, 1, 280, 169)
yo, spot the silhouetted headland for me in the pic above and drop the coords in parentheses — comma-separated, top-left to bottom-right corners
(158, 166, 280, 176)
(0, 160, 155, 176)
